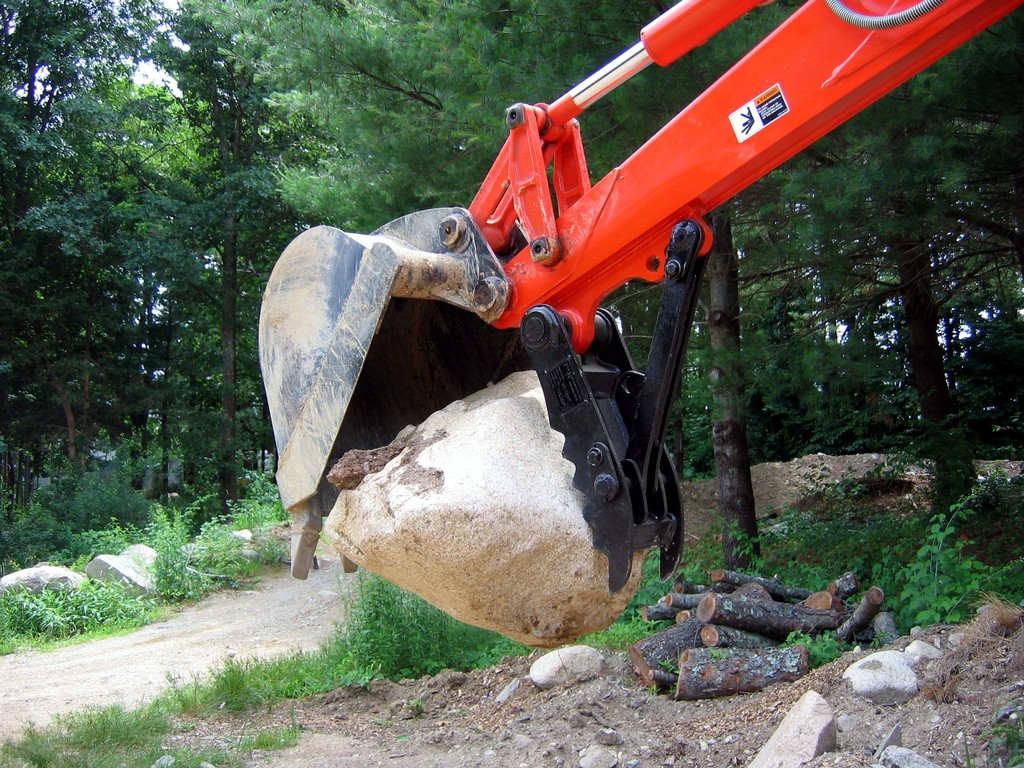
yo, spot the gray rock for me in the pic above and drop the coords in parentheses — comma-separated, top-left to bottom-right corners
(873, 724, 902, 759)
(579, 744, 618, 768)
(529, 646, 607, 690)
(596, 728, 623, 746)
(748, 689, 837, 768)
(904, 640, 942, 667)
(231, 529, 253, 542)
(879, 745, 940, 767)
(843, 650, 919, 705)
(152, 756, 176, 768)
(85, 554, 155, 594)
(0, 564, 85, 595)
(495, 677, 521, 704)
(120, 543, 158, 567)
(835, 713, 857, 733)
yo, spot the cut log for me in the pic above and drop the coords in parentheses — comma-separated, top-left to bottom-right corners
(629, 618, 705, 688)
(665, 592, 704, 610)
(708, 569, 812, 602)
(835, 586, 885, 643)
(700, 623, 779, 649)
(641, 602, 681, 622)
(696, 592, 842, 640)
(672, 579, 710, 595)
(828, 571, 860, 601)
(802, 590, 847, 613)
(673, 645, 809, 700)
(674, 609, 692, 624)
(732, 581, 773, 601)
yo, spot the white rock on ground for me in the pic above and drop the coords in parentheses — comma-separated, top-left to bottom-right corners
(121, 543, 158, 567)
(529, 646, 607, 689)
(324, 370, 646, 647)
(747, 689, 837, 768)
(85, 553, 155, 595)
(842, 650, 919, 705)
(0, 564, 86, 595)
(903, 639, 943, 667)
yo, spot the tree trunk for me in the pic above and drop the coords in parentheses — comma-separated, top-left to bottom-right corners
(894, 240, 971, 510)
(219, 206, 239, 509)
(706, 212, 758, 569)
(895, 243, 958, 424)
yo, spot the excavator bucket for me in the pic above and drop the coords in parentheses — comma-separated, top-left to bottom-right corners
(259, 207, 530, 578)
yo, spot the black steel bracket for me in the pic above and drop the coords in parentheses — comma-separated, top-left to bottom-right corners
(521, 219, 709, 593)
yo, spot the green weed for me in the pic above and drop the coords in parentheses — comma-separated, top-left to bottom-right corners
(894, 503, 988, 629)
(0, 580, 154, 641)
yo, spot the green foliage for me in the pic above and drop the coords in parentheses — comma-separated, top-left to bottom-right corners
(979, 707, 1024, 768)
(146, 505, 211, 602)
(784, 631, 848, 669)
(0, 580, 154, 642)
(331, 574, 528, 686)
(894, 505, 988, 629)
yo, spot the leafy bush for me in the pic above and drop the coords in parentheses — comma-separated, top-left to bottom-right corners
(147, 505, 211, 602)
(0, 580, 154, 641)
(330, 573, 526, 685)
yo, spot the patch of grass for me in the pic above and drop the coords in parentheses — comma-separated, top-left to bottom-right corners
(0, 703, 234, 768)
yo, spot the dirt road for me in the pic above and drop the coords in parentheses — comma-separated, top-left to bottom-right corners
(0, 551, 351, 739)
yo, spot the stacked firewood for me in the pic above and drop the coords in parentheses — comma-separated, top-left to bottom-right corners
(630, 569, 893, 700)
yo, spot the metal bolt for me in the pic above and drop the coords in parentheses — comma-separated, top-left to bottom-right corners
(506, 103, 527, 128)
(530, 237, 556, 264)
(439, 214, 468, 251)
(587, 445, 605, 467)
(522, 313, 548, 348)
(473, 277, 500, 311)
(665, 259, 682, 279)
(594, 473, 620, 500)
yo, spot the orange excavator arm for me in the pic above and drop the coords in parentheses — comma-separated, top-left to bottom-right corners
(469, 0, 1022, 352)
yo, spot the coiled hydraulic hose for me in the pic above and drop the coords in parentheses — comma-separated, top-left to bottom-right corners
(825, 0, 947, 29)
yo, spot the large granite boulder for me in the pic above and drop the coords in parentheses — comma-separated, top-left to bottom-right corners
(324, 370, 645, 647)
(0, 564, 86, 595)
(85, 553, 156, 595)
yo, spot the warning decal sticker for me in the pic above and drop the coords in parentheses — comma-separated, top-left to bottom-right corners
(729, 84, 790, 143)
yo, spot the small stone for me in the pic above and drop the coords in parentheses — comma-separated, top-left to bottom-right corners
(873, 724, 902, 759)
(496, 677, 521, 704)
(152, 757, 176, 768)
(879, 745, 940, 767)
(596, 728, 623, 746)
(836, 714, 857, 732)
(579, 744, 618, 768)
(529, 646, 607, 690)
(904, 640, 942, 666)
(512, 734, 534, 750)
